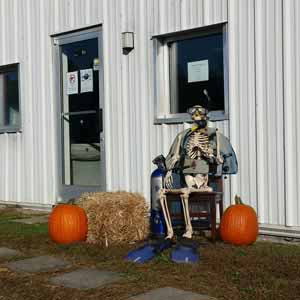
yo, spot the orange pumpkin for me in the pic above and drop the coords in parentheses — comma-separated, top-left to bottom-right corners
(48, 204, 88, 244)
(220, 195, 258, 245)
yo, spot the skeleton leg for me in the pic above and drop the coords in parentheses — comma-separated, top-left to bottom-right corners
(159, 191, 174, 239)
(181, 189, 193, 239)
(180, 192, 189, 235)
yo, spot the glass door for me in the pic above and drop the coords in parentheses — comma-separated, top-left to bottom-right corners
(55, 28, 105, 198)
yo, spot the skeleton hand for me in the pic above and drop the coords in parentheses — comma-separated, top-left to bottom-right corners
(164, 170, 173, 189)
(215, 156, 224, 164)
(209, 153, 223, 165)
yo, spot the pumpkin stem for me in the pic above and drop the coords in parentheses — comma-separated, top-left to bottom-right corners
(234, 195, 243, 205)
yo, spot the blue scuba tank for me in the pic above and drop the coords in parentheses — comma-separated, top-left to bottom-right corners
(150, 155, 167, 236)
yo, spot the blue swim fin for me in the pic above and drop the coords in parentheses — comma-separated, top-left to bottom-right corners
(125, 239, 172, 263)
(171, 239, 199, 264)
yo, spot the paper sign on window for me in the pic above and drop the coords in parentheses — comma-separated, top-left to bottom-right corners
(67, 71, 78, 95)
(80, 69, 93, 93)
(188, 60, 209, 83)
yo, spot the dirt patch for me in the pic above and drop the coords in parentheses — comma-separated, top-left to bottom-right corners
(0, 208, 300, 300)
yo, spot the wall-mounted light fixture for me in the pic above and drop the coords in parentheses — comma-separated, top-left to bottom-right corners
(122, 32, 134, 53)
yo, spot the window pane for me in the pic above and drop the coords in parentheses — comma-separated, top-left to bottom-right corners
(169, 32, 224, 113)
(69, 113, 100, 144)
(61, 38, 99, 113)
(0, 67, 20, 129)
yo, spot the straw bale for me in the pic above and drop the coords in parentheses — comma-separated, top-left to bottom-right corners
(77, 192, 150, 246)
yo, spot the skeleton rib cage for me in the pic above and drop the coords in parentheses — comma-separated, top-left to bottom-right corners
(185, 130, 213, 160)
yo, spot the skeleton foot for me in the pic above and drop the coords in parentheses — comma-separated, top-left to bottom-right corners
(182, 231, 193, 239)
(166, 231, 174, 239)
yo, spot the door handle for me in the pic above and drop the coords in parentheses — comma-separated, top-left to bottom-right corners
(98, 109, 103, 132)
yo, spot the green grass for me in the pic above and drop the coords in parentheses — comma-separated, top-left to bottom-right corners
(0, 221, 48, 236)
(1, 207, 300, 300)
(0, 209, 48, 238)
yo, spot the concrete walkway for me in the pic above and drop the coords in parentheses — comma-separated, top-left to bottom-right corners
(0, 247, 22, 258)
(5, 255, 69, 273)
(0, 247, 218, 299)
(128, 287, 217, 300)
(50, 268, 122, 289)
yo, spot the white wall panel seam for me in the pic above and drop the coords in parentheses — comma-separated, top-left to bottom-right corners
(85, 0, 91, 24)
(128, 1, 138, 193)
(121, 0, 131, 191)
(254, 0, 266, 223)
(18, 0, 26, 203)
(114, 0, 124, 190)
(247, 0, 257, 209)
(39, 1, 48, 204)
(50, 0, 60, 204)
(102, 0, 113, 190)
(203, 0, 211, 25)
(32, 2, 41, 204)
(272, 0, 285, 225)
(139, 0, 152, 198)
(228, 0, 239, 204)
(292, 0, 300, 226)
(133, 0, 144, 193)
(24, 0, 34, 203)
(283, 0, 297, 226)
(265, 2, 272, 223)
(15, 2, 21, 203)
(0, 1, 7, 62)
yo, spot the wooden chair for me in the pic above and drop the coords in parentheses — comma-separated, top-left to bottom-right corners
(165, 176, 224, 241)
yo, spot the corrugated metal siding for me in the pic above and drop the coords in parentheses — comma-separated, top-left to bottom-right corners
(254, 0, 285, 226)
(228, 0, 257, 211)
(103, 0, 229, 204)
(283, 0, 300, 227)
(103, 0, 230, 202)
(0, 0, 300, 232)
(104, 0, 300, 228)
(0, 0, 103, 206)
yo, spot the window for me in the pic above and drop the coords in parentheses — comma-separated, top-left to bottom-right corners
(0, 64, 20, 132)
(154, 23, 228, 123)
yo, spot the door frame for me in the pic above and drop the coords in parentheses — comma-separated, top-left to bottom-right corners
(52, 25, 106, 202)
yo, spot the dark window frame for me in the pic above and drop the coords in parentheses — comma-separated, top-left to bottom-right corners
(0, 63, 21, 133)
(153, 23, 229, 124)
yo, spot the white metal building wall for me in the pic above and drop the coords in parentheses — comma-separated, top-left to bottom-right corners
(283, 0, 300, 227)
(0, 0, 103, 207)
(228, 0, 286, 227)
(103, 0, 230, 207)
(0, 0, 300, 233)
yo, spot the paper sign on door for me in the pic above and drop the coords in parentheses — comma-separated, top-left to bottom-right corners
(80, 69, 93, 93)
(67, 71, 78, 95)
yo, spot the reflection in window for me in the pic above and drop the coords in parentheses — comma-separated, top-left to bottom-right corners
(168, 28, 225, 115)
(0, 64, 20, 131)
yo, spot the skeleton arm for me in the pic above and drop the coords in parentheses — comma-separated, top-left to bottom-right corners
(164, 132, 184, 189)
(215, 128, 224, 164)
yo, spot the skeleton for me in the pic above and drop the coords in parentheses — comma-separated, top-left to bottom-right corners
(161, 104, 224, 239)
